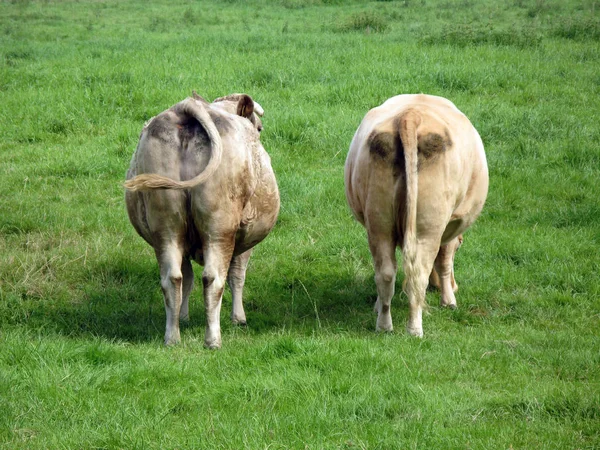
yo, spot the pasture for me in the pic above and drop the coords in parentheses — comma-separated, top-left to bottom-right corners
(1, 0, 599, 447)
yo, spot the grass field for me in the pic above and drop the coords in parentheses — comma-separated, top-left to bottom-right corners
(1, 0, 599, 448)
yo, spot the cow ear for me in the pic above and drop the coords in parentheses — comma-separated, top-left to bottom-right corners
(236, 94, 255, 119)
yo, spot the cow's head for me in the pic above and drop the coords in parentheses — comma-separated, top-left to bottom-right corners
(209, 93, 265, 133)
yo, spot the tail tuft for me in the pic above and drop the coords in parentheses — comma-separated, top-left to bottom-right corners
(123, 174, 186, 192)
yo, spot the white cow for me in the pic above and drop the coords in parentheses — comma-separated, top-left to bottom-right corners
(125, 93, 279, 349)
(344, 94, 488, 336)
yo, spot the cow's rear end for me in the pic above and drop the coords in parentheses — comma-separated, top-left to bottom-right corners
(344, 94, 488, 336)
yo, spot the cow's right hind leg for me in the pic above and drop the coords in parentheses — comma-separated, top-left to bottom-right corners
(405, 237, 442, 337)
(157, 244, 184, 346)
(227, 249, 253, 326)
(202, 238, 235, 349)
(369, 235, 398, 332)
(434, 237, 461, 309)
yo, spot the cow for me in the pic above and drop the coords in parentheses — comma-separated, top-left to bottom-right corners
(124, 92, 279, 349)
(344, 94, 488, 337)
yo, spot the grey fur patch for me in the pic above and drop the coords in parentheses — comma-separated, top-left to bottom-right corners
(145, 114, 176, 144)
(207, 110, 233, 135)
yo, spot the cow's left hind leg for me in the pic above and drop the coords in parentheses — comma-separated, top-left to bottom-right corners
(157, 244, 184, 346)
(369, 235, 397, 332)
(227, 249, 253, 326)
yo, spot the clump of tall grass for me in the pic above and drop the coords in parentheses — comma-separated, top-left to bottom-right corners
(332, 11, 389, 33)
(526, 0, 551, 17)
(551, 17, 600, 41)
(227, 0, 350, 8)
(280, 0, 321, 8)
(182, 7, 201, 25)
(421, 22, 542, 47)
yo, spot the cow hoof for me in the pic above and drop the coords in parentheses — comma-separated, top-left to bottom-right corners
(406, 325, 423, 338)
(376, 319, 393, 332)
(164, 336, 181, 346)
(204, 336, 222, 350)
(204, 340, 222, 350)
(232, 316, 247, 326)
(440, 295, 457, 309)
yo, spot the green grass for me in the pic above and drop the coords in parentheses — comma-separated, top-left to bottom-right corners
(1, 0, 599, 448)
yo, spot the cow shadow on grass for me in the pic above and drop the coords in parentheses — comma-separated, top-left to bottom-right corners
(15, 250, 390, 344)
(15, 257, 168, 343)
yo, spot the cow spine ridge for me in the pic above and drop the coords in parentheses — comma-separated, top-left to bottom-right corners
(124, 98, 223, 192)
(398, 110, 422, 298)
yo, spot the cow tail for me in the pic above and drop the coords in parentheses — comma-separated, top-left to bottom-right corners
(398, 110, 421, 298)
(124, 98, 223, 191)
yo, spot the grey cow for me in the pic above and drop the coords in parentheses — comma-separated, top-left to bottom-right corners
(125, 93, 279, 349)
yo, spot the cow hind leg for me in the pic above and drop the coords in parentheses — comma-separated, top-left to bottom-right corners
(369, 235, 397, 332)
(157, 245, 184, 346)
(202, 239, 235, 349)
(428, 266, 441, 291)
(180, 258, 194, 322)
(227, 249, 253, 326)
(434, 239, 459, 309)
(405, 238, 441, 337)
